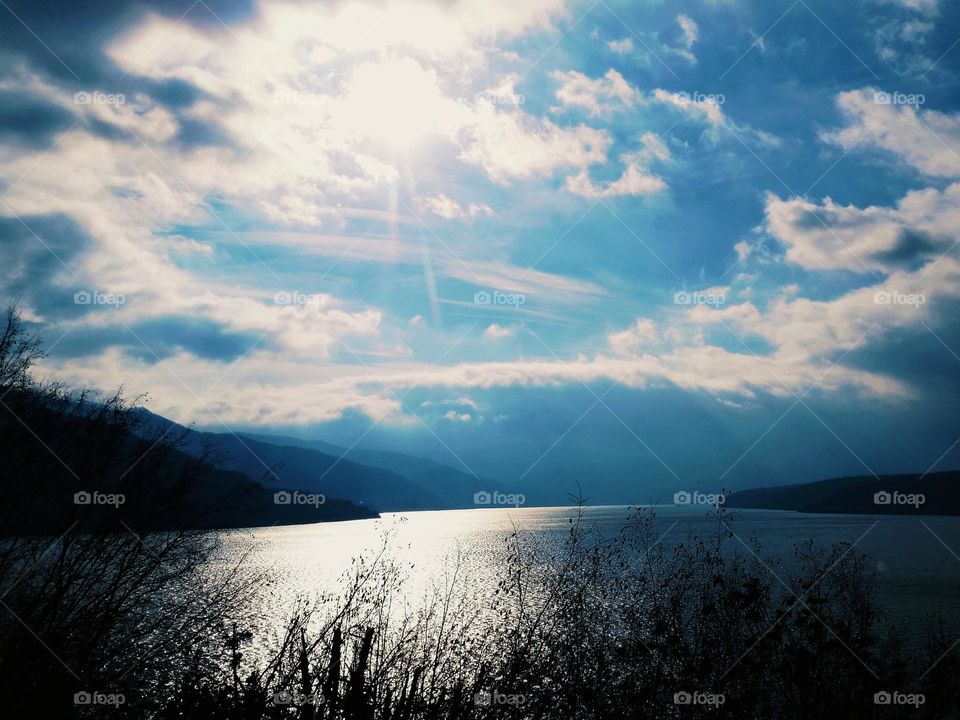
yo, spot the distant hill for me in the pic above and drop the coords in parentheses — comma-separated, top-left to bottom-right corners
(0, 393, 376, 537)
(134, 412, 506, 511)
(240, 431, 509, 508)
(725, 471, 960, 515)
(162, 458, 379, 529)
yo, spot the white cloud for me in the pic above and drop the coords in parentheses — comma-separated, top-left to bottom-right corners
(635, 132, 672, 163)
(477, 73, 526, 106)
(420, 193, 495, 219)
(607, 38, 635, 55)
(458, 100, 611, 181)
(677, 14, 699, 48)
(564, 132, 669, 198)
(565, 161, 665, 198)
(651, 88, 725, 126)
(877, 0, 938, 15)
(551, 68, 639, 116)
(483, 323, 518, 340)
(766, 183, 960, 271)
(669, 14, 699, 64)
(0, 0, 610, 375)
(443, 410, 473, 422)
(650, 87, 780, 147)
(101, 1, 611, 200)
(608, 318, 658, 356)
(42, 247, 960, 427)
(822, 88, 960, 178)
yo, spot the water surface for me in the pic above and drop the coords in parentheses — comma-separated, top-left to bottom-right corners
(213, 505, 960, 649)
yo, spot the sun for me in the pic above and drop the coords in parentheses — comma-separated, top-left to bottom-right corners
(336, 57, 469, 150)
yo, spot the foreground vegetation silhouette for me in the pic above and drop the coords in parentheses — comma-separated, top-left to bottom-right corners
(0, 307, 956, 719)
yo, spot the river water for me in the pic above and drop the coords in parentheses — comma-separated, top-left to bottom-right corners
(212, 505, 960, 652)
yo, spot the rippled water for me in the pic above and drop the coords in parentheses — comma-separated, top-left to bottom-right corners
(211, 505, 960, 650)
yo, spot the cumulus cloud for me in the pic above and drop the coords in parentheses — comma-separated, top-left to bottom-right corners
(551, 69, 639, 116)
(564, 161, 665, 198)
(483, 323, 517, 340)
(420, 193, 495, 219)
(564, 133, 669, 198)
(697, 259, 959, 391)
(608, 318, 659, 356)
(766, 183, 960, 272)
(102, 1, 614, 197)
(443, 410, 473, 422)
(822, 88, 960, 178)
(458, 101, 611, 182)
(0, 0, 617, 388)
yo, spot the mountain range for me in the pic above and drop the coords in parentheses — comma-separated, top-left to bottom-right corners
(134, 410, 509, 513)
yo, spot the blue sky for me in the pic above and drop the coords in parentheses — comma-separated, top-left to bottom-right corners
(1, 0, 959, 501)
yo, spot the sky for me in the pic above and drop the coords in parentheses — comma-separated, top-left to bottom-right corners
(1, 0, 959, 503)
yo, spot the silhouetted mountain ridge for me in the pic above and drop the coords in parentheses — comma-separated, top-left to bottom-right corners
(0, 391, 376, 536)
(725, 471, 960, 515)
(239, 431, 512, 507)
(132, 411, 508, 511)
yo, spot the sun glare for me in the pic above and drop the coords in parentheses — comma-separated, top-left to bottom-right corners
(337, 57, 468, 150)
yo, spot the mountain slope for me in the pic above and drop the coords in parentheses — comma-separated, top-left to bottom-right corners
(725, 471, 960, 515)
(239, 431, 505, 507)
(133, 410, 454, 510)
(0, 393, 376, 537)
(192, 432, 443, 511)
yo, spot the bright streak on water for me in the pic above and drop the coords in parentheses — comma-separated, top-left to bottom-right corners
(211, 505, 960, 650)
